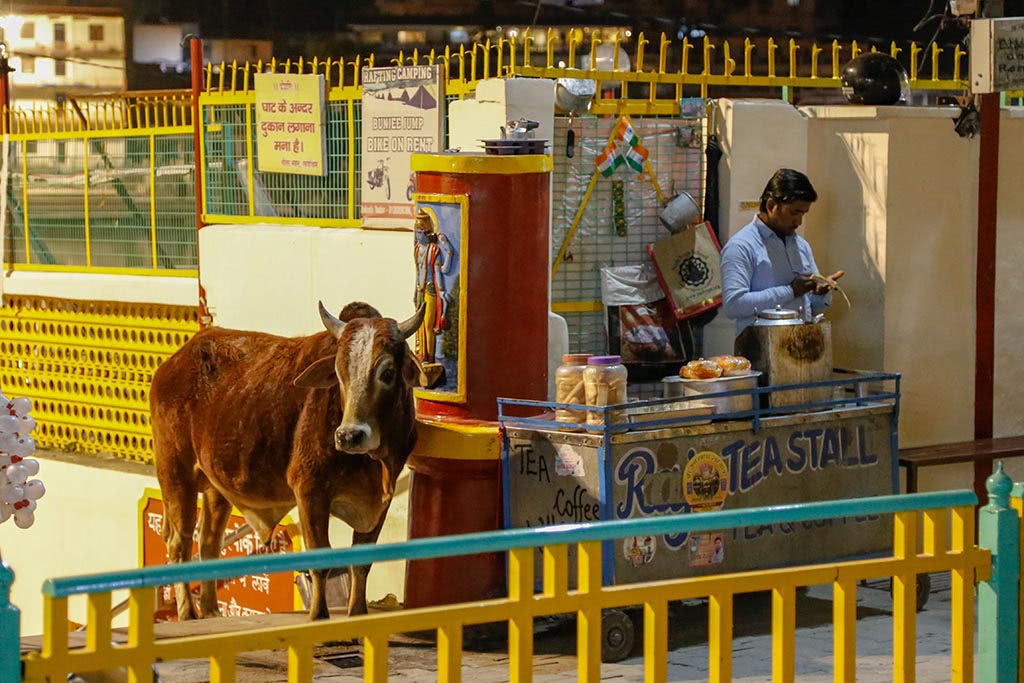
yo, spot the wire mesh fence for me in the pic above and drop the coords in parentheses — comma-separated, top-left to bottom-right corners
(3, 132, 196, 272)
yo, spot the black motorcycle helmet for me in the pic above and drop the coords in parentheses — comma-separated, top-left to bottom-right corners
(840, 52, 910, 105)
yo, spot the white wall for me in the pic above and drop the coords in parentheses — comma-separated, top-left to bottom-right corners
(199, 224, 415, 334)
(1, 271, 196, 306)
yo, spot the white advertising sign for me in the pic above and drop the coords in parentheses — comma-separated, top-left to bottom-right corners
(360, 65, 445, 228)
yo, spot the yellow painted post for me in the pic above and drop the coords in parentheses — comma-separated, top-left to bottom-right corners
(364, 634, 389, 683)
(542, 544, 568, 596)
(20, 138, 29, 263)
(771, 585, 795, 683)
(438, 623, 463, 683)
(126, 587, 155, 683)
(82, 135, 92, 267)
(892, 510, 918, 683)
(833, 577, 857, 683)
(577, 540, 603, 683)
(744, 38, 754, 77)
(41, 595, 69, 661)
(149, 134, 158, 268)
(767, 37, 778, 78)
(923, 507, 948, 556)
(288, 642, 313, 683)
(643, 599, 667, 683)
(85, 592, 112, 654)
(950, 505, 974, 679)
(508, 546, 534, 683)
(245, 96, 255, 216)
(347, 97, 356, 219)
(210, 653, 237, 683)
(811, 43, 821, 79)
(709, 591, 733, 683)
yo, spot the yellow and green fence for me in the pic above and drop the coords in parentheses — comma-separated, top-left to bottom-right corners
(5, 480, 1018, 683)
(1, 94, 197, 275)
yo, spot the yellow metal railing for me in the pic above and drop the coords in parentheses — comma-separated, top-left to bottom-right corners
(201, 33, 968, 113)
(21, 496, 990, 683)
(1, 98, 197, 275)
(0, 295, 200, 462)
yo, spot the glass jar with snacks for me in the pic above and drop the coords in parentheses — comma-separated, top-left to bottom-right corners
(583, 355, 628, 426)
(554, 353, 591, 426)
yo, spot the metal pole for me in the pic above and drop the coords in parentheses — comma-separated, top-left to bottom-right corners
(974, 90, 999, 503)
(189, 36, 214, 328)
(0, 552, 20, 683)
(977, 463, 1019, 683)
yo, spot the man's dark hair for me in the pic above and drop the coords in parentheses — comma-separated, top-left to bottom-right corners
(759, 168, 818, 212)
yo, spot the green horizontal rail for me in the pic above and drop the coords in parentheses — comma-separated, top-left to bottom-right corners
(44, 489, 977, 598)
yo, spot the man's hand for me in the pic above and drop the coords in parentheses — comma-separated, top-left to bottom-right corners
(790, 274, 818, 296)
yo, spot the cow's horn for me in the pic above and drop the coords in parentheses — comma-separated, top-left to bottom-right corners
(397, 303, 426, 340)
(318, 300, 346, 339)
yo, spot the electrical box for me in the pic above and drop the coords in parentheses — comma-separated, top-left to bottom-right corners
(970, 17, 1024, 93)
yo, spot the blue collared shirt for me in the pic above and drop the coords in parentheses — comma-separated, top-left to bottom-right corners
(720, 215, 831, 334)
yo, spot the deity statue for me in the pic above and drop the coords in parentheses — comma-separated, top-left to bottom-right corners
(413, 208, 453, 387)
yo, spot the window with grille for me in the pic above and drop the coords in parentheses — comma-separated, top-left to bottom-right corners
(55, 58, 66, 76)
(20, 22, 34, 40)
(21, 56, 35, 74)
(89, 24, 103, 41)
(54, 23, 66, 45)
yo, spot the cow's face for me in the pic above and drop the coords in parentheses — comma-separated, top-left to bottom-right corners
(296, 302, 423, 455)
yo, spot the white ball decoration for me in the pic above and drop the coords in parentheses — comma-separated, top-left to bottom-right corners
(13, 508, 34, 529)
(18, 415, 36, 435)
(0, 415, 18, 434)
(7, 397, 32, 417)
(25, 480, 45, 500)
(9, 436, 35, 458)
(0, 391, 41, 530)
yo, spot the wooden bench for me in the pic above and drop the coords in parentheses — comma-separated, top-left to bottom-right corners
(898, 435, 1024, 493)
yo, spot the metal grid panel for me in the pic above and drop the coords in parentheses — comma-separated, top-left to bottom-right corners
(88, 137, 154, 269)
(152, 133, 198, 270)
(0, 295, 200, 463)
(4, 133, 198, 272)
(203, 100, 359, 221)
(551, 115, 705, 354)
(202, 104, 249, 217)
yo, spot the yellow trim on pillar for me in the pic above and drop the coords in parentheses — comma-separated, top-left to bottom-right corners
(412, 418, 501, 460)
(411, 152, 552, 175)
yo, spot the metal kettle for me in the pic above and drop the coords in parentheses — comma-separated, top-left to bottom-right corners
(753, 306, 804, 327)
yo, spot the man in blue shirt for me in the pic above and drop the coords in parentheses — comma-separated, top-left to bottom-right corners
(720, 168, 842, 336)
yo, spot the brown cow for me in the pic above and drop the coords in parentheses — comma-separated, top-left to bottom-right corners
(151, 301, 424, 620)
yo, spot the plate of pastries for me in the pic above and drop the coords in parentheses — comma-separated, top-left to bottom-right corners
(679, 355, 753, 380)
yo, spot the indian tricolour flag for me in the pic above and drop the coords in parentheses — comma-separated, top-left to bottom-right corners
(614, 117, 649, 173)
(595, 140, 622, 177)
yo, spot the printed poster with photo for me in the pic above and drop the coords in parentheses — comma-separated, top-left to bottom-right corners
(361, 65, 445, 228)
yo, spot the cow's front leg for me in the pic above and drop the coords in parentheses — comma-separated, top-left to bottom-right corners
(348, 504, 390, 616)
(297, 493, 333, 620)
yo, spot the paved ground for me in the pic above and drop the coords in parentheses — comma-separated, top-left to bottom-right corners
(93, 572, 965, 682)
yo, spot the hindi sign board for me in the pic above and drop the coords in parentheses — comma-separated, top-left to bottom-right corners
(254, 73, 327, 176)
(971, 17, 1024, 93)
(361, 64, 444, 228)
(139, 488, 300, 621)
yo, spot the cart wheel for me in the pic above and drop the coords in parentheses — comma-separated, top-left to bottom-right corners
(888, 574, 931, 612)
(601, 608, 635, 663)
(916, 573, 931, 611)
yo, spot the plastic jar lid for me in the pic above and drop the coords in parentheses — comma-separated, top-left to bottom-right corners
(561, 353, 592, 364)
(587, 355, 623, 365)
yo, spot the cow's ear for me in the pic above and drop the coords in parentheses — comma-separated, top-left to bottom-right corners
(294, 356, 338, 388)
(404, 345, 429, 387)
